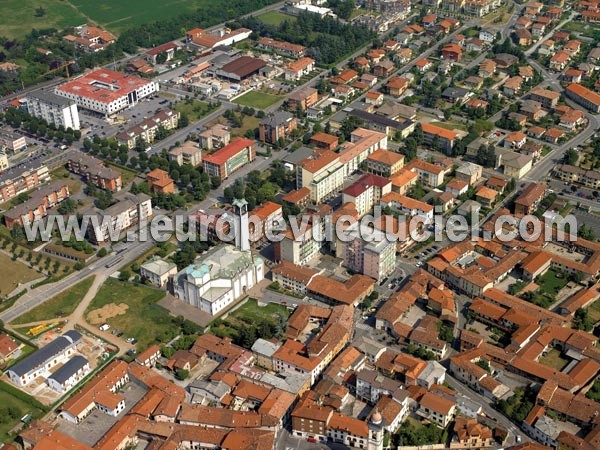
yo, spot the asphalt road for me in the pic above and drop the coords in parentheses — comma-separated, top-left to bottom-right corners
(0, 238, 155, 323)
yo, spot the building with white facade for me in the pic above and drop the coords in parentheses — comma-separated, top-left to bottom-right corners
(7, 330, 82, 387)
(87, 192, 152, 244)
(46, 355, 90, 393)
(173, 244, 264, 316)
(140, 257, 178, 287)
(26, 90, 81, 130)
(55, 68, 159, 116)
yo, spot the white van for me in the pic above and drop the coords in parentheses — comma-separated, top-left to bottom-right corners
(99, 324, 110, 332)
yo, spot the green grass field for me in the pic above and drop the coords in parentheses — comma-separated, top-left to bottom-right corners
(256, 11, 297, 26)
(0, 382, 45, 442)
(0, 0, 87, 39)
(210, 299, 289, 340)
(12, 277, 95, 325)
(0, 253, 42, 298)
(173, 100, 216, 123)
(234, 91, 282, 109)
(69, 0, 211, 34)
(539, 348, 570, 371)
(85, 278, 167, 349)
(536, 269, 568, 296)
(105, 162, 138, 186)
(2, 0, 252, 38)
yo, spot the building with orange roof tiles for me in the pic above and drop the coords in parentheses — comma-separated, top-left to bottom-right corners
(365, 149, 405, 177)
(203, 137, 256, 181)
(55, 68, 158, 116)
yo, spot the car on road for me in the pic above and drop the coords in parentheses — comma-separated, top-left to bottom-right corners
(99, 324, 110, 332)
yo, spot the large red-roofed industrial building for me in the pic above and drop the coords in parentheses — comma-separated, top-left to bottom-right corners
(55, 68, 159, 116)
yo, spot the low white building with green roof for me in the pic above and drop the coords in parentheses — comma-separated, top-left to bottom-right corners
(173, 244, 264, 316)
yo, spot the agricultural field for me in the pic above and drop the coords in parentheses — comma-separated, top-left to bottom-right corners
(11, 277, 95, 325)
(0, 0, 86, 39)
(234, 90, 282, 109)
(0, 253, 43, 298)
(69, 0, 211, 34)
(2, 0, 265, 38)
(85, 278, 169, 349)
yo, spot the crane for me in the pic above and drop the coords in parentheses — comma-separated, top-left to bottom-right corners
(40, 60, 75, 79)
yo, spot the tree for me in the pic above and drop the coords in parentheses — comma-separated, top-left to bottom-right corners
(573, 308, 594, 331)
(34, 6, 46, 17)
(564, 148, 578, 166)
(579, 224, 596, 241)
(402, 138, 418, 161)
(210, 176, 221, 189)
(413, 123, 424, 144)
(175, 368, 189, 380)
(97, 247, 108, 257)
(119, 269, 131, 281)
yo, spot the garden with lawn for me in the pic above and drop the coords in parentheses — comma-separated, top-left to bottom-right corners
(210, 299, 289, 348)
(256, 10, 296, 26)
(539, 348, 570, 371)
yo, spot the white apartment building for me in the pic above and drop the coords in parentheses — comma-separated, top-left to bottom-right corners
(87, 193, 152, 244)
(173, 244, 264, 316)
(26, 90, 81, 130)
(297, 150, 345, 203)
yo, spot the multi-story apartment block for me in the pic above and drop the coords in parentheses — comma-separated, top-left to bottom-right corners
(202, 137, 256, 180)
(26, 90, 80, 130)
(117, 109, 180, 149)
(553, 164, 600, 189)
(0, 163, 50, 203)
(365, 149, 405, 177)
(297, 150, 345, 203)
(87, 193, 152, 244)
(259, 112, 297, 145)
(565, 83, 600, 113)
(66, 151, 122, 191)
(338, 224, 396, 280)
(4, 180, 70, 229)
(341, 173, 392, 217)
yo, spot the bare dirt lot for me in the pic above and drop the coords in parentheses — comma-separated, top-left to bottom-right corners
(87, 303, 129, 325)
